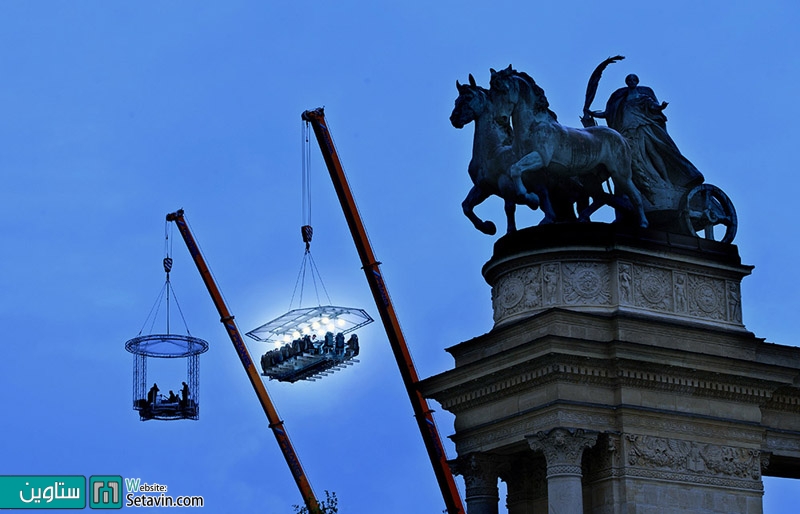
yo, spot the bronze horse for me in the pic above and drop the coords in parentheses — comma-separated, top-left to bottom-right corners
(450, 75, 546, 235)
(490, 66, 648, 227)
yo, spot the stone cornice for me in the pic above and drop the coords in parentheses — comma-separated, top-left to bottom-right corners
(440, 308, 780, 368)
(450, 402, 766, 454)
(764, 392, 800, 414)
(485, 224, 747, 278)
(427, 349, 788, 414)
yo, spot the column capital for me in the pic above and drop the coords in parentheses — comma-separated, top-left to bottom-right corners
(450, 452, 502, 481)
(451, 453, 501, 514)
(527, 427, 598, 478)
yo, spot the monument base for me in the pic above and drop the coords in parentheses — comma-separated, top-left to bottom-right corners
(420, 224, 800, 514)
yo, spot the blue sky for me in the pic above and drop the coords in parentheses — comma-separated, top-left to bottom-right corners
(1, 1, 798, 512)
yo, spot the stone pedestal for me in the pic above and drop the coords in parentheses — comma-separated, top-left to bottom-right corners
(420, 224, 800, 514)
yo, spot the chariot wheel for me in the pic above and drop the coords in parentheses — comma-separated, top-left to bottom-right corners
(680, 184, 737, 244)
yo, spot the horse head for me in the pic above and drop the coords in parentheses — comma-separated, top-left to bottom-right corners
(450, 74, 490, 129)
(490, 65, 557, 122)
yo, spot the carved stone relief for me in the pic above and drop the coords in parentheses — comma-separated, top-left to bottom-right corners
(562, 262, 610, 306)
(527, 427, 598, 477)
(688, 275, 726, 320)
(625, 434, 761, 481)
(451, 452, 501, 498)
(492, 265, 542, 323)
(490, 256, 745, 328)
(585, 432, 622, 482)
(727, 280, 742, 323)
(633, 264, 673, 311)
(673, 271, 688, 314)
(542, 263, 561, 306)
(618, 262, 633, 305)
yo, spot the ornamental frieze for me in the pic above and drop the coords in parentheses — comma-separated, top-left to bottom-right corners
(688, 274, 726, 320)
(562, 262, 611, 306)
(492, 265, 542, 323)
(490, 257, 744, 329)
(633, 264, 673, 311)
(625, 434, 761, 480)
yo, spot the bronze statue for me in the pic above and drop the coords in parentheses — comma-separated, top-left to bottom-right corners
(587, 73, 703, 210)
(582, 57, 736, 242)
(450, 61, 737, 243)
(489, 65, 648, 227)
(450, 75, 540, 235)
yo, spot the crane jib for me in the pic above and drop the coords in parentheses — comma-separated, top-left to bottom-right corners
(318, 123, 335, 156)
(175, 218, 201, 259)
(304, 108, 466, 514)
(426, 422, 444, 459)
(166, 208, 323, 514)
(274, 428, 305, 480)
(370, 268, 390, 307)
(224, 320, 253, 369)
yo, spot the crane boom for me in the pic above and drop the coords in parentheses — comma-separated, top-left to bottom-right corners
(301, 108, 466, 514)
(166, 209, 321, 514)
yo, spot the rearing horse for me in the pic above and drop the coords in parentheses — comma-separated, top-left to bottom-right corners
(490, 66, 648, 227)
(450, 75, 542, 235)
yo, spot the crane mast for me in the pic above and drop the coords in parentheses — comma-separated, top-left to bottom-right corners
(301, 108, 466, 514)
(166, 209, 322, 514)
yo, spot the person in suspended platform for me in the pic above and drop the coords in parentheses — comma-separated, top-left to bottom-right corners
(587, 73, 703, 210)
(180, 381, 189, 408)
(302, 335, 313, 353)
(346, 334, 359, 357)
(335, 332, 345, 356)
(323, 332, 334, 354)
(148, 383, 159, 405)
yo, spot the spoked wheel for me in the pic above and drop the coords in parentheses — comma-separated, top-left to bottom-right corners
(680, 184, 737, 243)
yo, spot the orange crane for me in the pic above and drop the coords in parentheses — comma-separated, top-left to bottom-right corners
(301, 107, 466, 514)
(166, 209, 322, 514)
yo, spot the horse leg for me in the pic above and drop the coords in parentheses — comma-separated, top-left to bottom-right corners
(504, 198, 517, 233)
(577, 194, 605, 222)
(508, 152, 543, 211)
(462, 185, 497, 235)
(613, 177, 649, 228)
(532, 183, 556, 224)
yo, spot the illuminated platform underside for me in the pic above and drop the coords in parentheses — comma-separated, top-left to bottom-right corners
(263, 352, 359, 383)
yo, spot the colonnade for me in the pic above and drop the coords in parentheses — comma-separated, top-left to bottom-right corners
(452, 428, 598, 514)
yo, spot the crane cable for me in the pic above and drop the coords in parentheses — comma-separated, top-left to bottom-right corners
(289, 122, 331, 310)
(137, 221, 193, 337)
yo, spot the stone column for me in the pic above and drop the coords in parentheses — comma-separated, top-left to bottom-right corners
(527, 428, 597, 514)
(451, 453, 500, 514)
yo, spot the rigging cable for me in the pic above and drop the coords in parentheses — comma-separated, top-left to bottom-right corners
(137, 221, 193, 337)
(289, 120, 332, 310)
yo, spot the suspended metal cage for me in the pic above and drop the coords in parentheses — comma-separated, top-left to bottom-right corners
(126, 334, 208, 421)
(126, 226, 209, 421)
